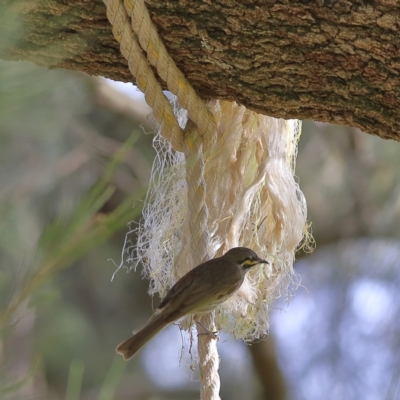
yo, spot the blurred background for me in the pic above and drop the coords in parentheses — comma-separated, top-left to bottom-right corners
(0, 60, 400, 400)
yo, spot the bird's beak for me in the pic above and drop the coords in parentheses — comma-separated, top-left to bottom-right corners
(259, 259, 269, 264)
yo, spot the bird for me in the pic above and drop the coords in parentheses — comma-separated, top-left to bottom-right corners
(116, 247, 268, 361)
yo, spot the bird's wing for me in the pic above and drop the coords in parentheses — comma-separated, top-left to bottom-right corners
(158, 270, 197, 310)
(163, 287, 219, 323)
(158, 267, 220, 322)
(157, 260, 241, 322)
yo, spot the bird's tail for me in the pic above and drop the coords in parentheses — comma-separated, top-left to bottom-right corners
(116, 315, 167, 361)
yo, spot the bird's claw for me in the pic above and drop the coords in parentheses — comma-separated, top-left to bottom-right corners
(195, 321, 219, 341)
(197, 331, 219, 341)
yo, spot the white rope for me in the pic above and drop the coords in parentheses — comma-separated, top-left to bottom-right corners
(103, 0, 310, 395)
(184, 121, 220, 399)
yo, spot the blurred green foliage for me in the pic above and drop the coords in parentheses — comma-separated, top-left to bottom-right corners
(0, 60, 155, 399)
(0, 58, 400, 400)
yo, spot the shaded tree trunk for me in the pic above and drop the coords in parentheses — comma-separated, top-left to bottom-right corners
(249, 336, 287, 400)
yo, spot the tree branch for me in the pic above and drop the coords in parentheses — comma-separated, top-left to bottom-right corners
(1, 0, 399, 141)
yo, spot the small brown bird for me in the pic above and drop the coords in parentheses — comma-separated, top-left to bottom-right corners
(116, 247, 268, 360)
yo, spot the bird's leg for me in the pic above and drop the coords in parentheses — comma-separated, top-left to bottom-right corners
(195, 320, 219, 340)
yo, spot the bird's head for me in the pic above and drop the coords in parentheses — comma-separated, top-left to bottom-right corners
(224, 247, 269, 271)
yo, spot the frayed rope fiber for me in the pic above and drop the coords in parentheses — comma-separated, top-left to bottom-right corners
(115, 100, 312, 342)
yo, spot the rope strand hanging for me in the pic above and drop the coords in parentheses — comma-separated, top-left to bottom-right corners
(104, 0, 223, 396)
(103, 1, 311, 399)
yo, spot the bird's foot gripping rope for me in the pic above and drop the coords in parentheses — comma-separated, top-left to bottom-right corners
(196, 321, 220, 341)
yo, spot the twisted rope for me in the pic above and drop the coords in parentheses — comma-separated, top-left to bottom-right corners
(198, 314, 221, 400)
(124, 0, 216, 145)
(104, 0, 184, 151)
(184, 122, 221, 400)
(184, 124, 210, 264)
(103, 1, 221, 397)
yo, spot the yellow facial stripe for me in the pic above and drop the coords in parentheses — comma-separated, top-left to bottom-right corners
(242, 259, 258, 267)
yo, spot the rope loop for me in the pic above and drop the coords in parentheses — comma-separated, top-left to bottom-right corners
(103, 0, 216, 151)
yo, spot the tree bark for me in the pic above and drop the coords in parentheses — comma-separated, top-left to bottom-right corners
(1, 0, 399, 141)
